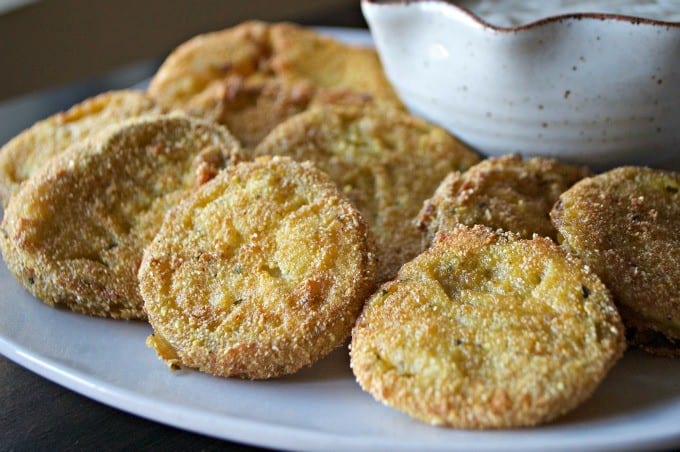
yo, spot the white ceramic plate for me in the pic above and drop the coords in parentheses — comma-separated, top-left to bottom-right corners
(2, 27, 680, 452)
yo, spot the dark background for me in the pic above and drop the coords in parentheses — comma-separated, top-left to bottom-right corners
(0, 0, 363, 100)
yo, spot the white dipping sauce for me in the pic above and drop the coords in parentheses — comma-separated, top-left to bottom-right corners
(456, 0, 680, 27)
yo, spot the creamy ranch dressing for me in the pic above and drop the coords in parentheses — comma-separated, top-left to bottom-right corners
(456, 0, 680, 26)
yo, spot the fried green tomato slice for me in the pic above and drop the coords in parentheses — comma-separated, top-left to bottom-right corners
(181, 76, 379, 149)
(551, 166, 680, 357)
(416, 154, 591, 244)
(0, 90, 162, 205)
(350, 225, 625, 428)
(253, 105, 480, 282)
(139, 156, 377, 379)
(267, 21, 399, 103)
(0, 114, 240, 319)
(148, 21, 402, 147)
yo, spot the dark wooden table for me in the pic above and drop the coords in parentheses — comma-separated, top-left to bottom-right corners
(0, 5, 366, 450)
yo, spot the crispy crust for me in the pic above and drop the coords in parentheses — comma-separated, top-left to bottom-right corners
(139, 156, 377, 379)
(350, 225, 625, 428)
(147, 21, 402, 147)
(181, 76, 378, 148)
(253, 105, 480, 282)
(551, 166, 680, 356)
(267, 22, 400, 102)
(416, 154, 591, 244)
(148, 21, 274, 107)
(0, 90, 162, 205)
(0, 114, 240, 319)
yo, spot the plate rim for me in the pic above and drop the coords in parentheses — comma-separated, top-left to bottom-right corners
(3, 320, 680, 452)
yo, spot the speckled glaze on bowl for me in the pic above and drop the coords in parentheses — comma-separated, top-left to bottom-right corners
(362, 0, 680, 169)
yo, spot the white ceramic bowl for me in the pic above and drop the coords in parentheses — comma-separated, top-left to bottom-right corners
(362, 0, 680, 169)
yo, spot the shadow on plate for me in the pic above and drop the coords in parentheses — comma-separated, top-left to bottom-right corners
(279, 345, 353, 384)
(557, 349, 680, 425)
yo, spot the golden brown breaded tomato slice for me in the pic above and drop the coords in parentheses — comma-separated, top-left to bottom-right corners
(149, 21, 401, 108)
(416, 154, 591, 244)
(139, 156, 376, 379)
(254, 105, 480, 282)
(351, 225, 625, 429)
(182, 76, 378, 148)
(147, 21, 402, 146)
(0, 90, 162, 205)
(551, 166, 680, 357)
(0, 114, 240, 319)
(267, 22, 400, 103)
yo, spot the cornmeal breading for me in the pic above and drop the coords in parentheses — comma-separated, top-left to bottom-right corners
(182, 76, 376, 148)
(253, 105, 480, 282)
(351, 225, 625, 428)
(0, 114, 240, 319)
(140, 156, 376, 379)
(551, 166, 680, 357)
(148, 21, 402, 147)
(0, 90, 162, 205)
(267, 21, 399, 101)
(416, 154, 591, 244)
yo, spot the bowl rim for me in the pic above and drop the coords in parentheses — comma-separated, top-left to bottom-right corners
(362, 0, 680, 31)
